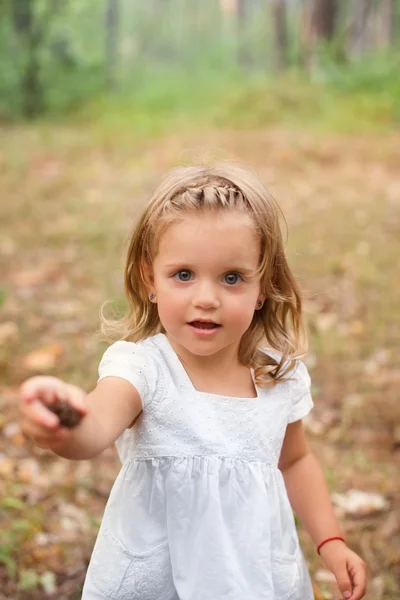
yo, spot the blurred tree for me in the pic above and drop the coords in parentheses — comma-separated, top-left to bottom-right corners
(299, 0, 313, 69)
(381, 0, 397, 47)
(105, 0, 120, 90)
(311, 0, 338, 41)
(300, 0, 339, 74)
(12, 0, 32, 33)
(271, 0, 288, 72)
(237, 0, 251, 66)
(12, 0, 42, 118)
(350, 0, 374, 55)
(10, 0, 64, 118)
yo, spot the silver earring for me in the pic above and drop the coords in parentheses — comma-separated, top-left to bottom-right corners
(149, 293, 156, 302)
(257, 300, 263, 309)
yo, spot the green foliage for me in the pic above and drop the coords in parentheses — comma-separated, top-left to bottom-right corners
(0, 0, 105, 118)
(0, 0, 399, 133)
(18, 569, 57, 593)
(72, 56, 400, 137)
(0, 490, 45, 582)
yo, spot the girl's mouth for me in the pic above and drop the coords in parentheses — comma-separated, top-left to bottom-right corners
(189, 321, 220, 330)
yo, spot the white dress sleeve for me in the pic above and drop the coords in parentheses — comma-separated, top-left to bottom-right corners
(287, 360, 314, 423)
(97, 340, 160, 410)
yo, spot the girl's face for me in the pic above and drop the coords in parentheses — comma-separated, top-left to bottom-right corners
(150, 210, 264, 360)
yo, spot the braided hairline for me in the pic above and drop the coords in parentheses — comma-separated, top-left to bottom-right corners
(172, 175, 241, 194)
(167, 176, 249, 211)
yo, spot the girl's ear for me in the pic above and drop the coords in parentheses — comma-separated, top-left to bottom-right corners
(140, 262, 154, 294)
(256, 296, 265, 310)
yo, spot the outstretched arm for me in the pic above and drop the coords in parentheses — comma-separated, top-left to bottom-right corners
(279, 421, 367, 600)
(20, 376, 143, 460)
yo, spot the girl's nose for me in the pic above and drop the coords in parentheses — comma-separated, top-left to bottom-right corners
(192, 282, 220, 309)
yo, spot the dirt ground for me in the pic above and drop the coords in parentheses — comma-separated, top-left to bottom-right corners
(0, 125, 399, 599)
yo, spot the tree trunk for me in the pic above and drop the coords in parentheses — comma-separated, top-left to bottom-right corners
(105, 0, 120, 91)
(300, 0, 339, 75)
(271, 0, 288, 72)
(350, 0, 374, 55)
(299, 0, 313, 70)
(12, 0, 43, 118)
(237, 0, 251, 66)
(380, 0, 397, 48)
(12, 0, 33, 33)
(22, 35, 43, 118)
(311, 0, 338, 41)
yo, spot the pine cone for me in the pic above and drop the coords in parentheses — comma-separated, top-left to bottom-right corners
(48, 400, 83, 429)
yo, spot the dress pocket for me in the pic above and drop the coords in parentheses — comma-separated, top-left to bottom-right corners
(87, 528, 174, 600)
(271, 547, 301, 600)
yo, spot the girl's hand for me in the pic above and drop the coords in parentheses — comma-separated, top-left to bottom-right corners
(20, 376, 87, 450)
(319, 539, 367, 600)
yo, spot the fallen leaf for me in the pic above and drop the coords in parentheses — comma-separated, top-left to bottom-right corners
(364, 349, 390, 376)
(332, 489, 389, 517)
(0, 321, 19, 345)
(19, 569, 40, 591)
(0, 457, 16, 478)
(370, 575, 385, 599)
(18, 458, 41, 484)
(3, 421, 20, 438)
(304, 415, 326, 436)
(12, 432, 26, 446)
(347, 320, 365, 336)
(34, 158, 63, 179)
(11, 262, 62, 287)
(22, 343, 64, 371)
(59, 503, 90, 534)
(40, 571, 57, 594)
(315, 313, 337, 332)
(315, 569, 336, 584)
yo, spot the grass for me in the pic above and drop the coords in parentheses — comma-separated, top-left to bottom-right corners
(73, 72, 400, 137)
(3, 51, 398, 137)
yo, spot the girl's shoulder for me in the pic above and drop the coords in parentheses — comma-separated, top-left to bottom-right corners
(260, 347, 313, 423)
(100, 333, 165, 364)
(260, 347, 311, 382)
(98, 334, 166, 410)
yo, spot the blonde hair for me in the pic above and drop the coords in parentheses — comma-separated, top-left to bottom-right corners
(102, 163, 307, 387)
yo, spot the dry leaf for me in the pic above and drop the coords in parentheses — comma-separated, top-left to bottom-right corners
(18, 458, 41, 484)
(22, 343, 64, 371)
(0, 321, 19, 345)
(12, 432, 26, 446)
(3, 421, 20, 438)
(0, 456, 16, 478)
(347, 320, 365, 336)
(315, 313, 337, 332)
(315, 569, 336, 584)
(11, 262, 62, 287)
(35, 158, 63, 180)
(332, 489, 389, 517)
(304, 415, 326, 436)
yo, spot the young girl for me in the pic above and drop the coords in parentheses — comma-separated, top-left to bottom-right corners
(20, 164, 367, 600)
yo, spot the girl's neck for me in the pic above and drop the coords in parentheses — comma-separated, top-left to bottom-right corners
(165, 334, 257, 398)
(166, 334, 240, 373)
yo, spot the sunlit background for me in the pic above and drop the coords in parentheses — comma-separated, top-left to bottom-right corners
(1, 1, 399, 598)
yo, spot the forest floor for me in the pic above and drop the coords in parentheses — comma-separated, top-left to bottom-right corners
(0, 123, 399, 599)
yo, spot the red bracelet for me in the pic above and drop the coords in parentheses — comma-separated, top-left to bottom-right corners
(317, 536, 345, 555)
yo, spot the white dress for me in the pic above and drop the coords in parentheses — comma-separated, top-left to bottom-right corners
(82, 333, 314, 600)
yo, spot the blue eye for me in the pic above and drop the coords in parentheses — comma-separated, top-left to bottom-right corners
(223, 273, 242, 285)
(174, 270, 192, 282)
